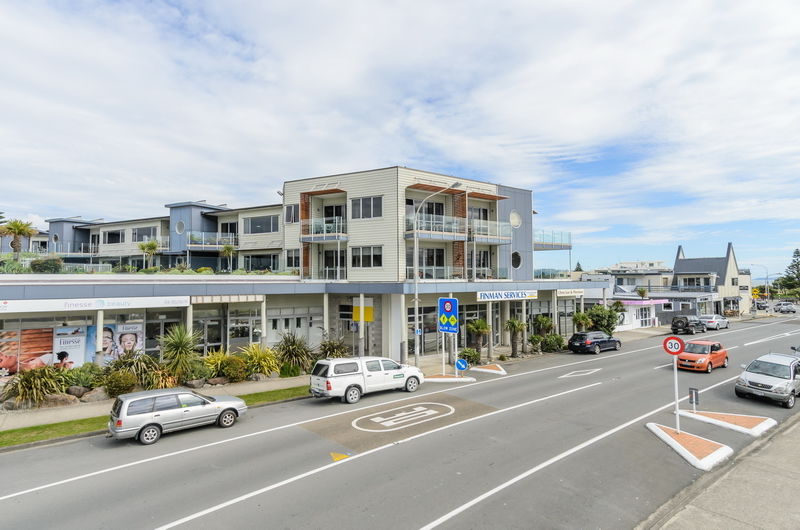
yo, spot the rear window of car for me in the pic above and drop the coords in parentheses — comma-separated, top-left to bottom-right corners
(333, 362, 359, 375)
(570, 334, 588, 341)
(311, 362, 329, 377)
(111, 398, 123, 417)
(126, 397, 155, 416)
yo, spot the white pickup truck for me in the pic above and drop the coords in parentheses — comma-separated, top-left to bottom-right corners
(309, 356, 425, 404)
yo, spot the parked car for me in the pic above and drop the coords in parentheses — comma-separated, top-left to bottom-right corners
(309, 356, 424, 404)
(677, 340, 728, 373)
(670, 316, 707, 335)
(699, 314, 730, 330)
(107, 388, 247, 445)
(755, 300, 769, 310)
(774, 302, 797, 314)
(567, 331, 621, 354)
(735, 353, 800, 408)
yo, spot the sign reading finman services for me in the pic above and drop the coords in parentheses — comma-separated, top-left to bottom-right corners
(477, 290, 538, 302)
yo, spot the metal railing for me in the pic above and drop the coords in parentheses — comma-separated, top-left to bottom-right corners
(302, 216, 347, 236)
(405, 214, 467, 234)
(468, 219, 512, 239)
(405, 266, 510, 280)
(317, 267, 348, 280)
(63, 263, 113, 273)
(642, 285, 719, 293)
(534, 230, 572, 250)
(187, 232, 237, 247)
(48, 242, 96, 255)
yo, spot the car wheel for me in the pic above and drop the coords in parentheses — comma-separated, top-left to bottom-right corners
(614, 341, 621, 351)
(218, 409, 237, 428)
(735, 388, 745, 398)
(723, 357, 729, 368)
(138, 424, 161, 445)
(726, 322, 730, 329)
(344, 386, 361, 404)
(702, 326, 707, 333)
(706, 362, 713, 373)
(784, 393, 795, 409)
(593, 345, 601, 355)
(690, 328, 696, 335)
(405, 376, 419, 392)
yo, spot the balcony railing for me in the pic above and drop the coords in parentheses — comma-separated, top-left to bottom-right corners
(48, 242, 96, 255)
(300, 217, 348, 242)
(405, 214, 468, 242)
(468, 219, 512, 243)
(534, 229, 572, 251)
(316, 267, 348, 280)
(640, 285, 719, 293)
(187, 232, 237, 248)
(405, 266, 510, 281)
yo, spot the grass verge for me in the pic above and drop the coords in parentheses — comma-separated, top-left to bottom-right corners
(0, 385, 310, 449)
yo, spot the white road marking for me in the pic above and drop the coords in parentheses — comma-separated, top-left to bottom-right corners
(0, 317, 791, 502)
(558, 368, 602, 378)
(419, 375, 740, 529)
(154, 382, 603, 529)
(744, 330, 800, 346)
(352, 403, 455, 432)
(653, 363, 673, 369)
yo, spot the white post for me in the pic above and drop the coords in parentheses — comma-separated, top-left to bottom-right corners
(414, 212, 420, 366)
(323, 292, 330, 338)
(521, 299, 528, 354)
(673, 356, 681, 433)
(487, 301, 494, 360)
(186, 304, 193, 335)
(260, 295, 267, 346)
(359, 293, 365, 356)
(95, 309, 105, 366)
(441, 332, 445, 375)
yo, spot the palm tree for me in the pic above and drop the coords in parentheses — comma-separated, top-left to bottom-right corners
(504, 318, 527, 357)
(138, 239, 158, 269)
(0, 220, 37, 262)
(635, 287, 648, 300)
(160, 324, 201, 383)
(466, 319, 491, 360)
(221, 244, 236, 271)
(532, 314, 553, 336)
(572, 312, 592, 332)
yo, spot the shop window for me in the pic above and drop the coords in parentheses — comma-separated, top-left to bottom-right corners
(662, 302, 674, 311)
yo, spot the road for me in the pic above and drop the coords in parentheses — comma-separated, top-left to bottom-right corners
(2, 316, 800, 529)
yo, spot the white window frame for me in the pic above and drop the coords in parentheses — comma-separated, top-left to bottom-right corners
(351, 196, 383, 220)
(243, 215, 280, 234)
(351, 246, 383, 268)
(661, 302, 674, 311)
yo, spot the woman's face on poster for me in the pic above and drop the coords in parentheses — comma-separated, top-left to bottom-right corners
(120, 333, 137, 351)
(102, 330, 113, 349)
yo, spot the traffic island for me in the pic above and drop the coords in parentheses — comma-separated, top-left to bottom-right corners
(646, 422, 733, 471)
(424, 374, 476, 383)
(469, 363, 507, 375)
(678, 410, 776, 436)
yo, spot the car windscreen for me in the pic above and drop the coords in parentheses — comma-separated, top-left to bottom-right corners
(193, 392, 215, 402)
(312, 362, 329, 377)
(747, 360, 791, 379)
(684, 343, 710, 354)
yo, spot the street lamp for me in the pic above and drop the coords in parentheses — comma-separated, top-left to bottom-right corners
(413, 181, 462, 366)
(750, 263, 769, 300)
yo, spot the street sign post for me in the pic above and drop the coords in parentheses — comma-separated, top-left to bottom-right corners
(689, 387, 699, 413)
(663, 336, 685, 433)
(455, 358, 468, 376)
(437, 298, 459, 334)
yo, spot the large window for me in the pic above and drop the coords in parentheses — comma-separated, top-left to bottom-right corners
(102, 230, 124, 244)
(286, 249, 300, 268)
(285, 204, 299, 223)
(243, 215, 279, 234)
(220, 221, 237, 234)
(244, 253, 280, 271)
(352, 246, 382, 268)
(132, 227, 156, 242)
(351, 196, 382, 219)
(406, 198, 444, 217)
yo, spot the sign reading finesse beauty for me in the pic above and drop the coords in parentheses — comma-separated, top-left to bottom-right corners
(476, 290, 538, 301)
(0, 296, 191, 314)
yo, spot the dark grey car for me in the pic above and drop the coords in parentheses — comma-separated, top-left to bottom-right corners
(107, 388, 247, 445)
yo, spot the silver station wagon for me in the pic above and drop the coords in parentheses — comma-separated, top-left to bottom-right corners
(107, 388, 247, 445)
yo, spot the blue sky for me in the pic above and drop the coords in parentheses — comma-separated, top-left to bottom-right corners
(1, 1, 799, 279)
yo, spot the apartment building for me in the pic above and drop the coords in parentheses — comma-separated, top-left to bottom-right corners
(1, 167, 598, 370)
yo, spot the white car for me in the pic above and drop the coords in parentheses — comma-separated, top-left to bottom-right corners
(309, 356, 424, 404)
(775, 302, 797, 314)
(699, 314, 729, 330)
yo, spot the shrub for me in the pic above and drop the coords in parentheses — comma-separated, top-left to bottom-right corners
(107, 352, 158, 386)
(195, 267, 214, 273)
(144, 368, 178, 390)
(1, 366, 66, 405)
(111, 264, 138, 273)
(276, 332, 313, 372)
(587, 305, 619, 335)
(105, 370, 138, 397)
(185, 360, 211, 381)
(63, 363, 105, 388)
(240, 344, 280, 376)
(318, 337, 351, 359)
(279, 363, 301, 378)
(0, 261, 29, 274)
(528, 335, 543, 351)
(204, 348, 228, 378)
(29, 257, 63, 274)
(220, 356, 247, 382)
(541, 334, 565, 352)
(498, 354, 508, 361)
(139, 266, 160, 274)
(160, 325, 201, 383)
(460, 347, 481, 365)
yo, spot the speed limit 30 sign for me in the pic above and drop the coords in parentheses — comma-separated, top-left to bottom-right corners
(663, 336, 685, 355)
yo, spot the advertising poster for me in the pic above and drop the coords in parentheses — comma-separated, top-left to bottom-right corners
(0, 330, 20, 375)
(52, 326, 87, 369)
(86, 324, 144, 365)
(116, 323, 143, 356)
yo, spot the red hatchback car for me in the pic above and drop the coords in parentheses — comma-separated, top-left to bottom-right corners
(677, 340, 728, 373)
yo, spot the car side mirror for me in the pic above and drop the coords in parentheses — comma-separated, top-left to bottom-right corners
(792, 347, 798, 352)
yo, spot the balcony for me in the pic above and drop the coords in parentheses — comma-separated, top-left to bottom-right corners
(300, 217, 348, 243)
(49, 242, 96, 256)
(534, 230, 572, 251)
(468, 219, 512, 245)
(315, 267, 348, 280)
(404, 214, 467, 242)
(405, 266, 509, 281)
(641, 285, 719, 293)
(187, 232, 237, 249)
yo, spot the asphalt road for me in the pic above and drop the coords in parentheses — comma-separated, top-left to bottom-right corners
(2, 316, 800, 529)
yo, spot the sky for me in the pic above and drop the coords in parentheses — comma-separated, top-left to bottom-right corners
(1, 0, 799, 280)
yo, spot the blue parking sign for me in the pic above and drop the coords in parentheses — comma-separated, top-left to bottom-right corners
(438, 297, 459, 334)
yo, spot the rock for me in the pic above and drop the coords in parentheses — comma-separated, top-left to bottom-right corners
(80, 387, 110, 403)
(42, 393, 80, 407)
(202, 383, 212, 388)
(67, 385, 90, 398)
(207, 377, 229, 386)
(184, 378, 206, 389)
(248, 373, 268, 382)
(269, 371, 280, 379)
